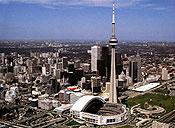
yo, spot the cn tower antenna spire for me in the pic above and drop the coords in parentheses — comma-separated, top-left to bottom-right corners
(110, 2, 118, 45)
(112, 2, 115, 24)
(111, 2, 116, 38)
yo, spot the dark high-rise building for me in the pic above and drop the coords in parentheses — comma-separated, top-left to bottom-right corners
(116, 52, 123, 78)
(7, 56, 13, 65)
(107, 55, 111, 81)
(129, 61, 138, 83)
(68, 72, 76, 86)
(97, 59, 106, 76)
(101, 46, 109, 67)
(62, 57, 68, 70)
(74, 68, 84, 81)
(129, 54, 141, 83)
(60, 71, 68, 79)
(97, 46, 109, 77)
(47, 77, 60, 95)
(68, 62, 75, 72)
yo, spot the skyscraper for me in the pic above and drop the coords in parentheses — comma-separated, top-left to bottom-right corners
(47, 77, 60, 95)
(62, 57, 68, 70)
(109, 3, 118, 103)
(98, 46, 109, 77)
(101, 46, 109, 67)
(116, 52, 123, 78)
(129, 54, 141, 83)
(91, 46, 100, 72)
(91, 76, 101, 94)
(162, 68, 168, 80)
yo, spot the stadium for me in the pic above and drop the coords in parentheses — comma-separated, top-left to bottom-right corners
(70, 95, 128, 125)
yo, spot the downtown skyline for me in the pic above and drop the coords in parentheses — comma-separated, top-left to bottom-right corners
(0, 0, 175, 41)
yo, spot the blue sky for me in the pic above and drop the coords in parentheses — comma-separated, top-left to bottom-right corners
(0, 0, 175, 41)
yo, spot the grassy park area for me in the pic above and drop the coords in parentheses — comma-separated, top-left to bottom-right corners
(126, 93, 175, 113)
(66, 120, 81, 126)
(153, 88, 169, 94)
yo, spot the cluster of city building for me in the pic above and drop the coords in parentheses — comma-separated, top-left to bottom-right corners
(0, 3, 175, 128)
(1, 41, 174, 127)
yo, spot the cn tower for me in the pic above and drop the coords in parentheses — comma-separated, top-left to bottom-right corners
(109, 3, 118, 103)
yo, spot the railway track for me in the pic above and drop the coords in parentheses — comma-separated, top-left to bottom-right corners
(0, 120, 30, 128)
(142, 110, 175, 128)
(159, 110, 175, 123)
